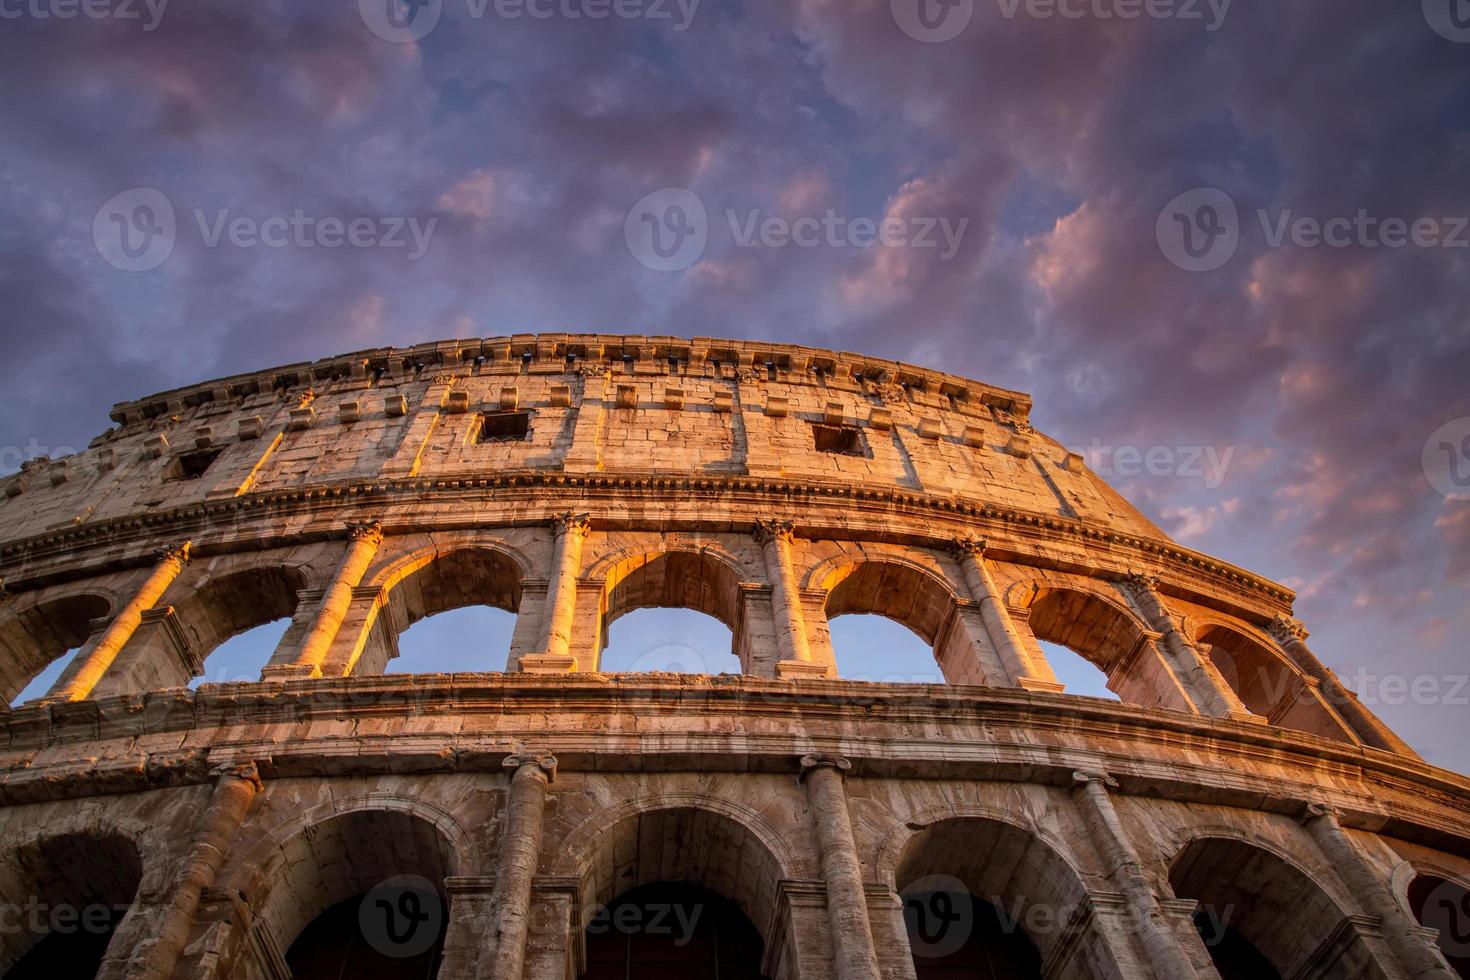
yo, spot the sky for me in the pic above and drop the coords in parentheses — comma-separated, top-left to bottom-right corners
(0, 0, 1466, 771)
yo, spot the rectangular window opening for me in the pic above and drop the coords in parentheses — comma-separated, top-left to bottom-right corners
(477, 410, 531, 443)
(174, 448, 223, 480)
(812, 423, 864, 457)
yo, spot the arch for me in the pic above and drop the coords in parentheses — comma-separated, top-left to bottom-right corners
(167, 564, 309, 671)
(356, 544, 527, 675)
(1169, 834, 1386, 979)
(892, 812, 1108, 979)
(815, 556, 959, 645)
(1022, 585, 1150, 676)
(239, 805, 463, 978)
(0, 829, 143, 974)
(560, 801, 793, 973)
(1193, 621, 1355, 742)
(1402, 867, 1470, 978)
(0, 590, 112, 703)
(600, 548, 747, 635)
(363, 539, 536, 594)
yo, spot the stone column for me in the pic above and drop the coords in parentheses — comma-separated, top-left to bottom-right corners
(949, 537, 1060, 691)
(107, 762, 262, 980)
(521, 514, 590, 673)
(52, 542, 192, 701)
(1302, 803, 1454, 980)
(1122, 574, 1257, 721)
(800, 755, 883, 980)
(756, 520, 824, 679)
(265, 521, 382, 679)
(1071, 771, 1211, 980)
(483, 753, 557, 980)
(1270, 617, 1418, 756)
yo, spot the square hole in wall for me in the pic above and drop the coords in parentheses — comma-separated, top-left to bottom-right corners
(172, 448, 223, 480)
(811, 423, 864, 457)
(477, 410, 531, 443)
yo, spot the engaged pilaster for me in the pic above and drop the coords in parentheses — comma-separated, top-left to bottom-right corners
(1071, 771, 1213, 979)
(755, 520, 826, 679)
(51, 541, 193, 701)
(1301, 803, 1455, 980)
(950, 537, 1062, 691)
(520, 514, 591, 674)
(1269, 617, 1418, 756)
(483, 753, 557, 980)
(265, 521, 383, 680)
(800, 754, 883, 980)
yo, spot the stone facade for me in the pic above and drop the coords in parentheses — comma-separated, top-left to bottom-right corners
(0, 333, 1464, 979)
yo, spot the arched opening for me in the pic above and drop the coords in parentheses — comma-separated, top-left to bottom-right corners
(598, 552, 742, 673)
(140, 566, 306, 691)
(1038, 641, 1119, 700)
(0, 831, 142, 977)
(599, 607, 739, 674)
(389, 605, 517, 674)
(0, 593, 110, 705)
(829, 614, 943, 684)
(190, 618, 291, 687)
(248, 810, 456, 980)
(369, 548, 523, 675)
(1196, 624, 1352, 742)
(823, 562, 969, 683)
(896, 817, 1107, 980)
(1026, 588, 1153, 706)
(1170, 837, 1386, 980)
(585, 882, 769, 979)
(1408, 873, 1470, 978)
(574, 807, 788, 979)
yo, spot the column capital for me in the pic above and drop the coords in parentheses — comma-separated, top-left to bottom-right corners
(503, 752, 558, 782)
(1300, 800, 1341, 825)
(345, 519, 384, 544)
(1270, 614, 1310, 645)
(948, 535, 990, 561)
(800, 754, 852, 779)
(1071, 770, 1119, 790)
(753, 519, 796, 546)
(157, 540, 193, 566)
(209, 759, 264, 790)
(1121, 570, 1162, 597)
(552, 512, 592, 537)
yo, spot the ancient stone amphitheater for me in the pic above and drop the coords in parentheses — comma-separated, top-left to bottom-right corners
(0, 334, 1465, 980)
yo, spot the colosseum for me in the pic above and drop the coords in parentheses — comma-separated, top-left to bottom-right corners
(0, 333, 1465, 980)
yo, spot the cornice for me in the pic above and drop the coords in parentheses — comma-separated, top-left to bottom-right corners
(0, 470, 1295, 614)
